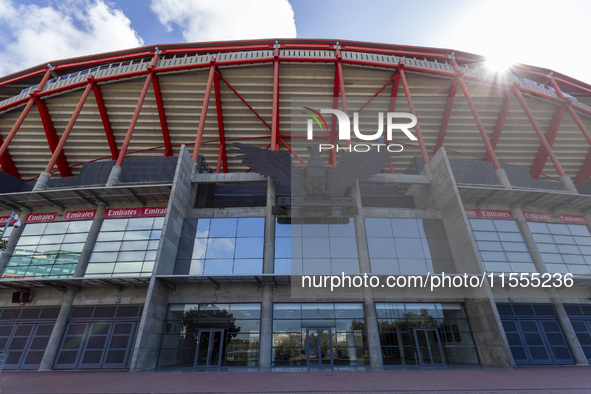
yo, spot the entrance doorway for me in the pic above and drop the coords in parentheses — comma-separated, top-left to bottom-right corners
(414, 328, 445, 365)
(195, 329, 225, 367)
(306, 328, 333, 366)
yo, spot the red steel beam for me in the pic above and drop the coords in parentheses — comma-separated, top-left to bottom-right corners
(213, 71, 228, 173)
(271, 48, 280, 151)
(513, 85, 567, 177)
(0, 134, 20, 179)
(193, 59, 217, 163)
(451, 59, 501, 170)
(484, 90, 514, 162)
(151, 74, 173, 157)
(328, 63, 341, 167)
(91, 83, 119, 160)
(36, 98, 73, 177)
(575, 149, 591, 184)
(387, 72, 400, 173)
(529, 104, 567, 179)
(548, 78, 591, 183)
(398, 63, 430, 164)
(115, 52, 160, 167)
(216, 73, 272, 131)
(0, 68, 53, 167)
(44, 81, 94, 173)
(434, 79, 459, 152)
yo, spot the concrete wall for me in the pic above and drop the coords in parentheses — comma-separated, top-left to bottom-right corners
(129, 145, 196, 372)
(424, 148, 515, 368)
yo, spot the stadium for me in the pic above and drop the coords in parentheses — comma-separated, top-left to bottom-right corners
(0, 39, 590, 372)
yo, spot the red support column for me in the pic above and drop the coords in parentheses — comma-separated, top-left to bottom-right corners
(336, 50, 348, 116)
(484, 90, 514, 161)
(92, 83, 119, 160)
(513, 85, 567, 177)
(36, 98, 73, 177)
(0, 135, 20, 179)
(151, 74, 173, 157)
(213, 71, 228, 173)
(116, 52, 160, 167)
(387, 72, 400, 174)
(434, 79, 459, 152)
(548, 78, 591, 184)
(451, 59, 501, 170)
(0, 67, 53, 168)
(192, 59, 217, 163)
(271, 47, 280, 151)
(327, 49, 350, 167)
(575, 149, 591, 184)
(328, 63, 341, 167)
(44, 81, 94, 173)
(398, 63, 430, 165)
(529, 104, 566, 179)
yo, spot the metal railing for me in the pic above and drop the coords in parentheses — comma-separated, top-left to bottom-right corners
(2, 49, 589, 113)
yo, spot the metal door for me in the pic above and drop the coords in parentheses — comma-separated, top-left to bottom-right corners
(194, 329, 225, 367)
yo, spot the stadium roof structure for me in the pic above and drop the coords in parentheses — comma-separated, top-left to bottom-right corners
(1, 39, 591, 185)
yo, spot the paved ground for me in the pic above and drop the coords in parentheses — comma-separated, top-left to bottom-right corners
(1, 366, 590, 393)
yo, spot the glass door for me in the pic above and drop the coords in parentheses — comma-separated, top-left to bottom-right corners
(306, 328, 333, 367)
(414, 328, 445, 365)
(195, 329, 225, 367)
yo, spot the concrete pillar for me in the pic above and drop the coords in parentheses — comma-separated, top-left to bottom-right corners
(129, 145, 196, 371)
(32, 171, 51, 191)
(351, 181, 371, 274)
(258, 284, 273, 371)
(362, 296, 383, 370)
(512, 207, 548, 275)
(106, 165, 122, 187)
(129, 278, 170, 372)
(0, 209, 29, 275)
(495, 168, 512, 188)
(74, 204, 106, 277)
(351, 181, 383, 370)
(583, 213, 591, 238)
(559, 175, 578, 193)
(464, 298, 515, 368)
(512, 206, 588, 365)
(263, 178, 276, 275)
(425, 148, 515, 368)
(554, 302, 589, 365)
(39, 289, 76, 370)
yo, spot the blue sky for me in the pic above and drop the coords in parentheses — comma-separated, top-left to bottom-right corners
(1, 0, 590, 83)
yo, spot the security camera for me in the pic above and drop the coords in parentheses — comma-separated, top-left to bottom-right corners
(13, 215, 20, 228)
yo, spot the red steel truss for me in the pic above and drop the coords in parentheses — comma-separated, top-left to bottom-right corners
(0, 40, 590, 186)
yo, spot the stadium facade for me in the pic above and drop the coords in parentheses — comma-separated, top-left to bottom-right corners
(0, 39, 590, 372)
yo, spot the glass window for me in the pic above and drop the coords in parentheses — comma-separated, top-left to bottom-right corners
(469, 219, 536, 273)
(158, 303, 260, 368)
(274, 219, 358, 274)
(176, 218, 264, 275)
(2, 221, 93, 279)
(376, 302, 479, 366)
(86, 217, 164, 277)
(366, 218, 454, 274)
(528, 222, 591, 274)
(272, 303, 367, 367)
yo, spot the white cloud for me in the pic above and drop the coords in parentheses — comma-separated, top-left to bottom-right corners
(150, 0, 296, 42)
(0, 0, 144, 78)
